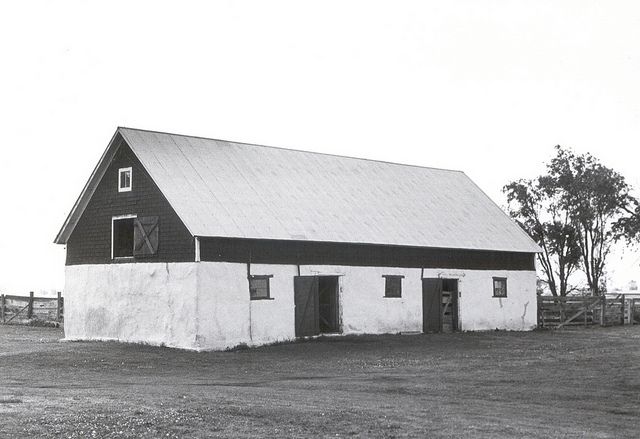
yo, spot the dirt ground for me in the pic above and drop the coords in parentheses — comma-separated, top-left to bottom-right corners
(1, 326, 639, 438)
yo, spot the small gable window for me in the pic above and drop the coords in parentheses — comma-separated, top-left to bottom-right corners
(249, 275, 273, 300)
(383, 275, 404, 298)
(118, 167, 132, 192)
(493, 277, 507, 298)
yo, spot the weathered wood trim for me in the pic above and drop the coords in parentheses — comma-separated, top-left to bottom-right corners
(200, 237, 536, 271)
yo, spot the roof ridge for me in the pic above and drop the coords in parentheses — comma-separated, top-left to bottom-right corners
(117, 126, 465, 174)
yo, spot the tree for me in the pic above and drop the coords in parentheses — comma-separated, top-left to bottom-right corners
(504, 178, 581, 296)
(614, 198, 640, 244)
(546, 146, 634, 295)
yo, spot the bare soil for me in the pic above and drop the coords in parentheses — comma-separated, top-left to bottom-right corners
(1, 326, 639, 438)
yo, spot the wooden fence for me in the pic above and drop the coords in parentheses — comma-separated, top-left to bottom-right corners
(0, 292, 63, 324)
(538, 295, 640, 329)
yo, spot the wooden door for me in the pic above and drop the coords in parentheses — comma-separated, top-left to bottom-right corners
(441, 279, 459, 333)
(422, 278, 442, 333)
(294, 276, 320, 337)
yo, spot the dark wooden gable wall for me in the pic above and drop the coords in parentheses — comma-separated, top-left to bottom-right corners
(65, 133, 535, 270)
(65, 135, 194, 265)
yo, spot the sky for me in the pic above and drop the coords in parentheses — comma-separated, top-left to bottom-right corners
(1, 0, 639, 295)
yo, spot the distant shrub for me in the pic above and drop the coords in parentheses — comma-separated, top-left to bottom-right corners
(26, 319, 60, 328)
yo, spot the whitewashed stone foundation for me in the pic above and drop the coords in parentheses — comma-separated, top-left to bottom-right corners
(64, 262, 537, 350)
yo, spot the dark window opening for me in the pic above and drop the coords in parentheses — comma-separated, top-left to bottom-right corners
(383, 275, 403, 298)
(249, 275, 272, 300)
(113, 218, 135, 258)
(493, 277, 507, 297)
(318, 276, 340, 333)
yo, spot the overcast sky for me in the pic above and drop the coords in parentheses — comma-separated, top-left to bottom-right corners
(1, 1, 639, 295)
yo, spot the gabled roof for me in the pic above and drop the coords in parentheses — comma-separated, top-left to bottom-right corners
(55, 127, 541, 253)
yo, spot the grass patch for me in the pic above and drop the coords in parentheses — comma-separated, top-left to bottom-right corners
(1, 325, 639, 438)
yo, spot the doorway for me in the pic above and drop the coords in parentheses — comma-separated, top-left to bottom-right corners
(294, 275, 340, 337)
(422, 278, 459, 333)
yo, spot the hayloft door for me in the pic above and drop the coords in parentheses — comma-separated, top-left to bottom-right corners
(294, 276, 320, 337)
(422, 278, 443, 333)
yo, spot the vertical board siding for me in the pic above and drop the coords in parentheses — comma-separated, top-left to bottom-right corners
(65, 136, 194, 265)
(200, 237, 536, 271)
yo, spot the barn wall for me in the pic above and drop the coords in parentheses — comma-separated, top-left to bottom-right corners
(63, 261, 536, 351)
(65, 136, 194, 265)
(200, 237, 536, 271)
(64, 263, 199, 348)
(444, 269, 537, 331)
(192, 262, 537, 350)
(300, 266, 536, 333)
(195, 263, 297, 350)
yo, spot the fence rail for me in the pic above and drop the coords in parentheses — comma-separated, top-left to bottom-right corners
(538, 295, 639, 329)
(0, 292, 63, 324)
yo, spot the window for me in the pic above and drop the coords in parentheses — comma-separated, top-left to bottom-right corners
(383, 275, 403, 298)
(249, 275, 273, 300)
(112, 216, 135, 258)
(493, 277, 507, 297)
(112, 215, 159, 259)
(118, 167, 132, 192)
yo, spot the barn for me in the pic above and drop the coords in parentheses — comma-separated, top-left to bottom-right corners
(55, 127, 541, 350)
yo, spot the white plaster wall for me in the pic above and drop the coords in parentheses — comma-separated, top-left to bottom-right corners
(193, 263, 536, 349)
(299, 265, 423, 334)
(246, 264, 297, 345)
(193, 262, 249, 350)
(64, 263, 199, 349)
(422, 268, 538, 331)
(65, 262, 537, 351)
(193, 262, 298, 350)
(300, 266, 536, 333)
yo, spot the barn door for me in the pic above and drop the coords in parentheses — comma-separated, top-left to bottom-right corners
(422, 278, 443, 333)
(133, 216, 159, 257)
(294, 276, 319, 337)
(441, 279, 459, 333)
(318, 276, 340, 333)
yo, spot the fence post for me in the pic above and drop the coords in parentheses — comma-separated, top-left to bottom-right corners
(56, 292, 62, 322)
(1, 294, 5, 323)
(600, 295, 606, 326)
(27, 291, 34, 319)
(537, 296, 542, 328)
(632, 299, 637, 325)
(584, 297, 588, 327)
